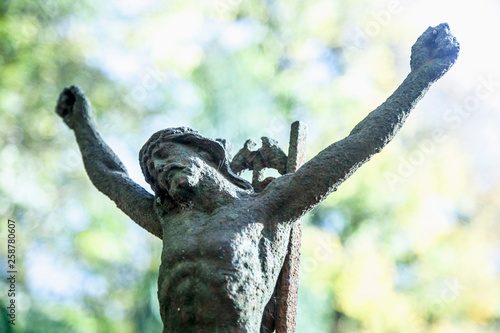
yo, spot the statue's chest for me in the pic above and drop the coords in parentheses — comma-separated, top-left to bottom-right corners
(156, 205, 292, 330)
(160, 208, 265, 263)
(159, 201, 292, 282)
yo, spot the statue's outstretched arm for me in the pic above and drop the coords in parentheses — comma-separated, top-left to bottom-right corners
(264, 23, 459, 222)
(55, 86, 162, 239)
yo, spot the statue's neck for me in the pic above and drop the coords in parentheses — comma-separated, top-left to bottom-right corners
(191, 184, 242, 214)
(169, 180, 244, 215)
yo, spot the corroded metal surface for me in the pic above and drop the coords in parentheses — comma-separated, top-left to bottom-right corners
(275, 121, 307, 333)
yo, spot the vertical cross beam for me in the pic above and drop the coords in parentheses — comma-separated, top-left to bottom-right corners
(275, 121, 307, 333)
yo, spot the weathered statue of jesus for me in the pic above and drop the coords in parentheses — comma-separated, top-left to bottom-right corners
(55, 24, 458, 332)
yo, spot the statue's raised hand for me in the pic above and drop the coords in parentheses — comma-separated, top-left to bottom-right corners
(410, 23, 459, 78)
(55, 85, 92, 130)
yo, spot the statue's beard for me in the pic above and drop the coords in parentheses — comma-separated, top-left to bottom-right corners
(157, 166, 231, 211)
(167, 174, 198, 207)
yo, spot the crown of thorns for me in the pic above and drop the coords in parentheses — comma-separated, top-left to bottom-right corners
(139, 127, 253, 192)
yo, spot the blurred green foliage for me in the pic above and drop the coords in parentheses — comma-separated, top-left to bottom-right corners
(1, 0, 499, 332)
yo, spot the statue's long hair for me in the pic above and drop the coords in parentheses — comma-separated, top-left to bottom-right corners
(139, 127, 253, 214)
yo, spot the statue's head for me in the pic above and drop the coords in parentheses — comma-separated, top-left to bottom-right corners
(139, 127, 252, 210)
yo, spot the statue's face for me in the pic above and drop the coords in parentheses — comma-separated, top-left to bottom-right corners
(150, 142, 219, 203)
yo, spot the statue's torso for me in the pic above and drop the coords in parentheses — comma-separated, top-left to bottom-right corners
(158, 196, 291, 332)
